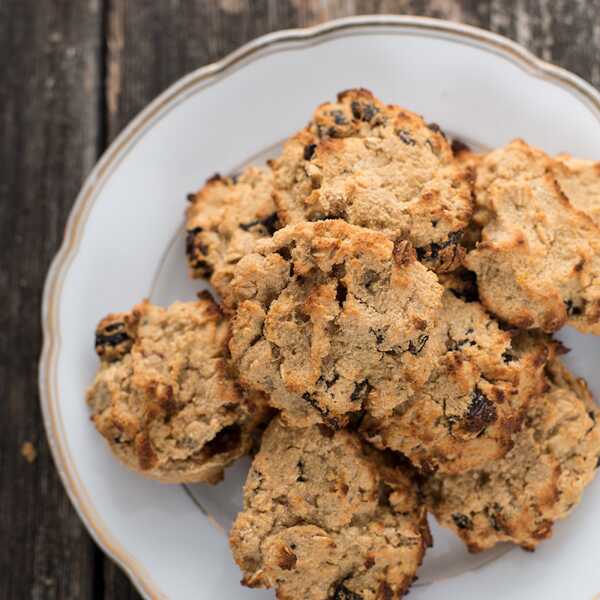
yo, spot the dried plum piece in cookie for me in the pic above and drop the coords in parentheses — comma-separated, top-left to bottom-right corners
(185, 166, 278, 296)
(94, 313, 136, 361)
(552, 155, 600, 227)
(224, 220, 445, 428)
(86, 296, 270, 484)
(271, 88, 473, 273)
(361, 280, 554, 474)
(449, 136, 473, 160)
(229, 417, 430, 600)
(464, 140, 600, 334)
(415, 230, 466, 273)
(424, 359, 600, 551)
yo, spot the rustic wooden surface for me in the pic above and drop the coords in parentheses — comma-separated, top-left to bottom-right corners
(1, 1, 598, 598)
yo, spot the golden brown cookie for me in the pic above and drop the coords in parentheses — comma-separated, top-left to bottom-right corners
(361, 278, 552, 474)
(425, 359, 600, 551)
(87, 296, 270, 483)
(224, 219, 444, 428)
(185, 167, 278, 297)
(464, 140, 600, 334)
(271, 89, 472, 273)
(230, 417, 429, 600)
(553, 155, 600, 227)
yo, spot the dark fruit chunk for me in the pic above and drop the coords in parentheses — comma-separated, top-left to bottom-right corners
(452, 513, 473, 530)
(346, 410, 366, 430)
(95, 331, 129, 349)
(427, 122, 447, 139)
(488, 510, 505, 532)
(296, 460, 307, 482)
(239, 212, 278, 235)
(350, 380, 372, 403)
(330, 109, 348, 125)
(332, 583, 363, 600)
(336, 282, 348, 306)
(397, 129, 416, 146)
(501, 350, 515, 363)
(95, 320, 133, 361)
(565, 299, 583, 316)
(186, 227, 214, 277)
(451, 138, 471, 155)
(185, 226, 203, 255)
(416, 231, 463, 261)
(417, 231, 465, 273)
(303, 143, 317, 160)
(464, 388, 497, 432)
(206, 172, 222, 183)
(350, 100, 379, 121)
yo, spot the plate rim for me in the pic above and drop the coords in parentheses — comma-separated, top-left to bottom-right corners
(38, 14, 600, 600)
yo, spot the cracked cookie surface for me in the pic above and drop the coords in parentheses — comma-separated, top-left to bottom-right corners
(425, 358, 600, 551)
(464, 140, 600, 334)
(224, 219, 444, 428)
(272, 88, 472, 273)
(185, 166, 277, 297)
(87, 296, 269, 483)
(229, 417, 429, 600)
(553, 155, 600, 227)
(361, 277, 552, 474)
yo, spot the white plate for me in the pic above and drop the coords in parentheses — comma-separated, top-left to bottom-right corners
(40, 15, 600, 600)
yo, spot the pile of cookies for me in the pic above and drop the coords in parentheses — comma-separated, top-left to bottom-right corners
(87, 89, 600, 599)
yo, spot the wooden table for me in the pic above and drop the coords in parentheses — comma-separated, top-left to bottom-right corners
(1, 1, 598, 598)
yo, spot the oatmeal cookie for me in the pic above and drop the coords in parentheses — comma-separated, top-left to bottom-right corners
(361, 280, 552, 474)
(425, 358, 600, 551)
(185, 167, 277, 296)
(464, 140, 600, 334)
(87, 295, 269, 483)
(225, 220, 444, 428)
(272, 89, 472, 272)
(230, 417, 429, 600)
(451, 151, 489, 250)
(553, 155, 600, 227)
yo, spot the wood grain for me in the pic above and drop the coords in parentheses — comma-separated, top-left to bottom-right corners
(0, 1, 103, 599)
(0, 1, 598, 599)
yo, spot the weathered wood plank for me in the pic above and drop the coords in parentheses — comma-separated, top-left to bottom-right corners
(0, 1, 103, 599)
(486, 0, 600, 89)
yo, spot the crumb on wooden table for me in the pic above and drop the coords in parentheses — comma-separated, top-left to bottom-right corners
(21, 441, 37, 463)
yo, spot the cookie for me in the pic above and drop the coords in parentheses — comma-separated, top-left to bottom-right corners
(464, 140, 600, 334)
(185, 167, 277, 297)
(224, 219, 444, 428)
(230, 417, 429, 600)
(361, 279, 552, 474)
(451, 151, 489, 250)
(271, 89, 472, 272)
(86, 296, 269, 483)
(553, 155, 600, 227)
(425, 359, 600, 551)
